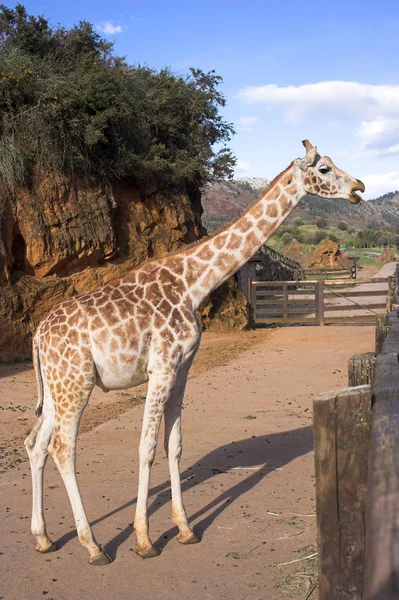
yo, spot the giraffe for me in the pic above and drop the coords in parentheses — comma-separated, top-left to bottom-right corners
(24, 140, 364, 565)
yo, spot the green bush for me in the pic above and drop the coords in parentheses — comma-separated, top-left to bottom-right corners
(281, 232, 293, 245)
(314, 230, 327, 243)
(0, 4, 235, 191)
(316, 217, 328, 228)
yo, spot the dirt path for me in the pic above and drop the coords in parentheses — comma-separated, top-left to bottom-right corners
(1, 325, 374, 600)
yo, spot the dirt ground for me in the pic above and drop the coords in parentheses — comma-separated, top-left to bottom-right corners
(1, 324, 375, 600)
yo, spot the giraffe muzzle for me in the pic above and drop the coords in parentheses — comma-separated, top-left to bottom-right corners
(349, 179, 365, 204)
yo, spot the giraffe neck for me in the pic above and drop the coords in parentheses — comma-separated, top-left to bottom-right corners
(181, 161, 304, 309)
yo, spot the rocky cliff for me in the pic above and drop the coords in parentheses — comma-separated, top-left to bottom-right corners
(0, 175, 212, 360)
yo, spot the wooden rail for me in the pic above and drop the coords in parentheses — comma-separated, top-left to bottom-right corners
(261, 244, 304, 276)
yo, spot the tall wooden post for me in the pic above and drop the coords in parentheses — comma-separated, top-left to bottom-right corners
(248, 279, 256, 329)
(316, 279, 325, 326)
(386, 276, 394, 312)
(282, 282, 288, 320)
(375, 314, 391, 355)
(314, 385, 372, 600)
(348, 353, 376, 387)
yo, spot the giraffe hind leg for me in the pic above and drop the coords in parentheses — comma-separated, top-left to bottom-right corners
(25, 412, 56, 553)
(48, 390, 111, 565)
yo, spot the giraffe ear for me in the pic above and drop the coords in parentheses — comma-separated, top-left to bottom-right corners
(302, 139, 313, 152)
(298, 145, 318, 172)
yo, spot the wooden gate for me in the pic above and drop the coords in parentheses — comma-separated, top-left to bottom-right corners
(250, 277, 392, 327)
(250, 280, 323, 326)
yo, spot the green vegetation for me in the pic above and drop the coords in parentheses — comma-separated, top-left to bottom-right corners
(269, 221, 398, 261)
(0, 4, 235, 192)
(354, 228, 398, 248)
(355, 255, 379, 267)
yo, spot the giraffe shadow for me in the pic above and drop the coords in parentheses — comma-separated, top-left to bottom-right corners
(54, 425, 313, 560)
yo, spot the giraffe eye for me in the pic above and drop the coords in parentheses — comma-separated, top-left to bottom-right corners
(318, 165, 331, 174)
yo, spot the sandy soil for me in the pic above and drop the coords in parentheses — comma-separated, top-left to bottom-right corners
(1, 324, 375, 600)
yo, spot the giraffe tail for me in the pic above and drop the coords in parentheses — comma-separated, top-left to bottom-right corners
(33, 333, 44, 418)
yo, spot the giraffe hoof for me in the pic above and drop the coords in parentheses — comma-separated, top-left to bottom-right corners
(35, 542, 57, 554)
(177, 533, 201, 545)
(134, 545, 160, 559)
(89, 551, 112, 566)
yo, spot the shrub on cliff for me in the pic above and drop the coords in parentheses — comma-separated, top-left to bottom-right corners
(0, 4, 235, 191)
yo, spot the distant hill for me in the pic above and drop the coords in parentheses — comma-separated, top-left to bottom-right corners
(201, 179, 268, 232)
(201, 178, 399, 233)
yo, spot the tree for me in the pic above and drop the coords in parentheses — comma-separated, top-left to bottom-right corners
(0, 4, 236, 191)
(316, 218, 328, 229)
(338, 221, 348, 231)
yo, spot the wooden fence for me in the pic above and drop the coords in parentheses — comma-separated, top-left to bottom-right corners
(304, 266, 355, 280)
(313, 308, 399, 599)
(261, 244, 304, 276)
(250, 277, 392, 327)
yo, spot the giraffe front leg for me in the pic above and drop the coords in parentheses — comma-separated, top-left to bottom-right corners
(164, 366, 199, 545)
(134, 368, 177, 559)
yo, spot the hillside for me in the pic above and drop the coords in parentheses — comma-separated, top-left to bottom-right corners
(201, 178, 269, 232)
(201, 178, 399, 232)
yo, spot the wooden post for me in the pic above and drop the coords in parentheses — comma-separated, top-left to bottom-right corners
(248, 279, 255, 329)
(314, 385, 372, 600)
(316, 279, 325, 326)
(363, 352, 399, 599)
(282, 282, 288, 320)
(375, 314, 391, 355)
(348, 352, 376, 387)
(386, 276, 394, 312)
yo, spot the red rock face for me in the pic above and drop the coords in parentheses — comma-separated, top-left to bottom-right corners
(0, 176, 206, 360)
(306, 240, 351, 269)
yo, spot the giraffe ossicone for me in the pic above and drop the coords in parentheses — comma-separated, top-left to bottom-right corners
(24, 140, 364, 564)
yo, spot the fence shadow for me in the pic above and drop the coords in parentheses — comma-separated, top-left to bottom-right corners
(55, 425, 313, 559)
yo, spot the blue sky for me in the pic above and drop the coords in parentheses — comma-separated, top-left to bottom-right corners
(11, 0, 399, 198)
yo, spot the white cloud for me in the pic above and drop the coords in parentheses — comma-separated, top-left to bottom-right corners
(356, 118, 399, 156)
(361, 172, 399, 199)
(235, 159, 250, 172)
(237, 81, 399, 123)
(96, 22, 124, 35)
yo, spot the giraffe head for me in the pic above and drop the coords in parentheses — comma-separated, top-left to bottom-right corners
(295, 139, 365, 204)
